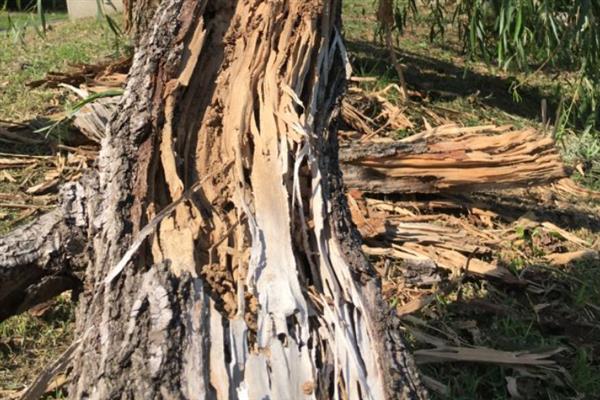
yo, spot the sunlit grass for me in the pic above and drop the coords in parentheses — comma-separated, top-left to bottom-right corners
(0, 13, 125, 121)
(0, 295, 75, 393)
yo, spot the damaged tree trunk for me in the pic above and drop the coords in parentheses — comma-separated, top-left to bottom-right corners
(340, 125, 567, 194)
(122, 0, 161, 45)
(59, 0, 425, 398)
(66, 98, 571, 196)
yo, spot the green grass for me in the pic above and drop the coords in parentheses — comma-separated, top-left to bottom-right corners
(396, 244, 600, 399)
(0, 13, 127, 233)
(343, 1, 600, 398)
(0, 13, 125, 121)
(0, 295, 75, 395)
(561, 130, 600, 191)
(0, 11, 67, 31)
(395, 254, 600, 399)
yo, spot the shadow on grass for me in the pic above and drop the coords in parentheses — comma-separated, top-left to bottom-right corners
(410, 267, 600, 399)
(378, 191, 600, 399)
(370, 191, 600, 235)
(347, 40, 555, 124)
(0, 117, 92, 155)
(467, 192, 600, 234)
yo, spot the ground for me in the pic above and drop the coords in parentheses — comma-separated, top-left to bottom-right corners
(1, 4, 599, 399)
(0, 13, 122, 122)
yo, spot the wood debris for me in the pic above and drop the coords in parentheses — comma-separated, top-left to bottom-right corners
(351, 189, 515, 284)
(545, 249, 599, 266)
(0, 148, 91, 226)
(27, 57, 131, 89)
(414, 345, 565, 367)
(68, 94, 119, 143)
(341, 124, 567, 193)
(0, 157, 38, 169)
(341, 85, 413, 141)
(553, 177, 600, 201)
(348, 173, 600, 316)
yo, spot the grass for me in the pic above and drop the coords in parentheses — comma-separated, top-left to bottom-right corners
(409, 261, 600, 399)
(344, 1, 600, 398)
(0, 11, 128, 233)
(1, 16, 124, 392)
(0, 12, 125, 121)
(0, 295, 75, 397)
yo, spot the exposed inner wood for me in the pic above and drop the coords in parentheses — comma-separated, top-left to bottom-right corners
(63, 1, 426, 398)
(70, 98, 568, 195)
(341, 124, 567, 193)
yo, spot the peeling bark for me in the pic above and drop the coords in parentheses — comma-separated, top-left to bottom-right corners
(63, 1, 425, 399)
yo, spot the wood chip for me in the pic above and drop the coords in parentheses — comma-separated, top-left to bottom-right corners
(414, 346, 565, 366)
(545, 250, 599, 266)
(26, 178, 60, 195)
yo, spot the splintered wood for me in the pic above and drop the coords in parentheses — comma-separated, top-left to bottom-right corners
(67, 98, 568, 195)
(60, 65, 568, 197)
(349, 190, 513, 283)
(341, 124, 567, 193)
(27, 57, 130, 89)
(350, 181, 600, 316)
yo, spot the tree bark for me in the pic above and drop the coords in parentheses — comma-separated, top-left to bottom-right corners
(0, 179, 94, 322)
(122, 0, 161, 45)
(62, 1, 425, 399)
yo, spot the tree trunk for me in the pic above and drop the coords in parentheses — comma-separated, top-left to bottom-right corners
(63, 0, 425, 399)
(122, 0, 161, 45)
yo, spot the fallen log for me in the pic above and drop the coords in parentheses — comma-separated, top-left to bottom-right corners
(0, 178, 94, 322)
(340, 124, 568, 193)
